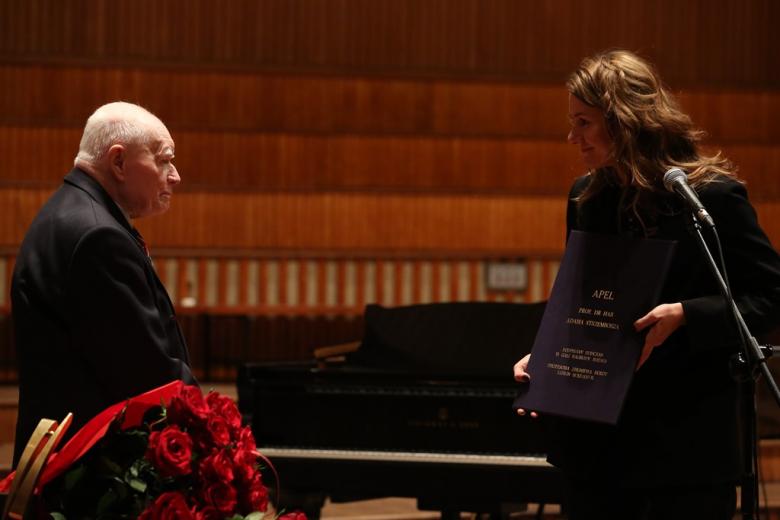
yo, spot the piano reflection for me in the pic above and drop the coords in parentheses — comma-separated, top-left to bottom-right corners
(237, 302, 565, 518)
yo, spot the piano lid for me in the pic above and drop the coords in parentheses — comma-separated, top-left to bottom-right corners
(346, 301, 546, 378)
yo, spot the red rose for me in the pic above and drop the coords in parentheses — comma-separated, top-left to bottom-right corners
(187, 418, 230, 454)
(236, 425, 257, 452)
(206, 415, 231, 447)
(241, 473, 269, 513)
(169, 385, 210, 426)
(139, 492, 195, 520)
(146, 425, 193, 477)
(201, 480, 238, 514)
(232, 445, 258, 482)
(199, 449, 234, 483)
(206, 392, 242, 433)
(188, 428, 214, 454)
(192, 506, 222, 520)
(277, 511, 307, 520)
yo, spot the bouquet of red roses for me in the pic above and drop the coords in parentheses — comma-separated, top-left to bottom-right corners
(37, 383, 295, 519)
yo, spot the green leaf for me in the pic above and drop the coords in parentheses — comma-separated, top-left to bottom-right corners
(121, 429, 149, 451)
(50, 512, 67, 520)
(62, 465, 87, 492)
(128, 478, 147, 493)
(98, 455, 124, 475)
(96, 488, 119, 515)
(108, 474, 126, 486)
(126, 457, 152, 482)
(245, 512, 266, 520)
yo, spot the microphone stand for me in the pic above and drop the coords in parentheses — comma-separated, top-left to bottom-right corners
(689, 216, 780, 520)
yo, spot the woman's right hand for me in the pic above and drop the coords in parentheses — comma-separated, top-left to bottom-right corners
(513, 354, 538, 418)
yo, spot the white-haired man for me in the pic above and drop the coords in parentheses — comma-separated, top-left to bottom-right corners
(11, 102, 196, 464)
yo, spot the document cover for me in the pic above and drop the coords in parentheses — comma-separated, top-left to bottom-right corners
(513, 230, 676, 424)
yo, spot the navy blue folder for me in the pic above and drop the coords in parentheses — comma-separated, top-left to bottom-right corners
(513, 230, 676, 424)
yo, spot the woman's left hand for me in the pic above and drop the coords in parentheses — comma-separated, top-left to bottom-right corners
(633, 302, 685, 369)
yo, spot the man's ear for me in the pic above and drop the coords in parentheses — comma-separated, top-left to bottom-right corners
(107, 144, 126, 181)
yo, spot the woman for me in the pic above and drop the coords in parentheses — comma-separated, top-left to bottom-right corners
(514, 50, 780, 519)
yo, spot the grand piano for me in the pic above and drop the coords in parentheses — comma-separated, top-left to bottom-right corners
(237, 302, 565, 518)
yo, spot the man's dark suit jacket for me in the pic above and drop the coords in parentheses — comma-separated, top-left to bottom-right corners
(11, 168, 196, 464)
(545, 175, 780, 487)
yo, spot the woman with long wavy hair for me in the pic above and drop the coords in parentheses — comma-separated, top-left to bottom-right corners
(514, 49, 780, 519)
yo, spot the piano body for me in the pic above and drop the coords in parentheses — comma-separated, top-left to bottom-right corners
(237, 302, 565, 517)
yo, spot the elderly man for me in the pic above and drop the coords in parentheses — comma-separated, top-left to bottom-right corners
(11, 102, 196, 464)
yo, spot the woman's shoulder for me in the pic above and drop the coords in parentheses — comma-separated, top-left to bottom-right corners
(697, 175, 747, 202)
(695, 175, 756, 228)
(569, 174, 592, 198)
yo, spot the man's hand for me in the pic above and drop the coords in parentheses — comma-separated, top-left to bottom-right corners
(633, 302, 685, 369)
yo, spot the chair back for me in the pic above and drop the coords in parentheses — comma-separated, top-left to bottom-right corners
(1, 414, 72, 519)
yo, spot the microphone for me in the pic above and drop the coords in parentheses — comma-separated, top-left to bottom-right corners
(663, 167, 715, 228)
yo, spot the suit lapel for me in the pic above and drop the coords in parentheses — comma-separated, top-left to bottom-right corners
(63, 168, 189, 357)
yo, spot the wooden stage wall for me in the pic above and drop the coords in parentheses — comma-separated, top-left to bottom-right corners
(0, 0, 778, 377)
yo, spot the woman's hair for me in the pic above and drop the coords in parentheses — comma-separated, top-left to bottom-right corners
(566, 49, 737, 211)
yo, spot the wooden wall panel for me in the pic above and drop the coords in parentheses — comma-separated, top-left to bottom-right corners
(0, 188, 568, 253)
(0, 0, 777, 88)
(0, 189, 52, 245)
(1, 127, 777, 199)
(720, 146, 780, 197)
(150, 191, 570, 253)
(0, 0, 777, 269)
(148, 193, 780, 256)
(2, 188, 780, 254)
(0, 65, 569, 137)
(678, 91, 780, 145)
(0, 127, 82, 186)
(0, 127, 583, 193)
(1, 65, 779, 144)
